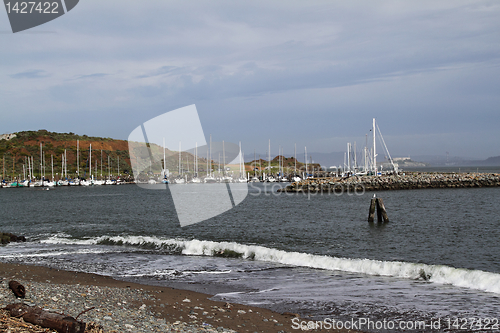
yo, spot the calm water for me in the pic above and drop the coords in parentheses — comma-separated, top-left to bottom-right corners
(1, 183, 499, 331)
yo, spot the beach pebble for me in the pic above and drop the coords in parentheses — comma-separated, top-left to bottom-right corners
(0, 280, 238, 333)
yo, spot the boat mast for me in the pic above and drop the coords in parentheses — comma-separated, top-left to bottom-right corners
(347, 143, 350, 174)
(89, 144, 92, 180)
(39, 143, 42, 181)
(305, 146, 308, 178)
(279, 146, 281, 178)
(179, 142, 181, 177)
(373, 118, 377, 175)
(294, 143, 297, 174)
(209, 134, 212, 177)
(77, 139, 79, 178)
(239, 141, 242, 178)
(354, 141, 357, 172)
(254, 149, 256, 178)
(163, 138, 166, 178)
(64, 149, 67, 179)
(268, 139, 271, 177)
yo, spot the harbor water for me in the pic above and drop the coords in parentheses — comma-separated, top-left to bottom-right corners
(1, 179, 499, 332)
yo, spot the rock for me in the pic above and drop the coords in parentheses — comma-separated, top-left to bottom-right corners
(8, 280, 26, 298)
(1, 232, 26, 244)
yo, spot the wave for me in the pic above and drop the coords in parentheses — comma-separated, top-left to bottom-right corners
(41, 235, 500, 294)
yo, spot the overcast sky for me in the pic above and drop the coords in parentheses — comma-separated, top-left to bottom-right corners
(1, 1, 499, 159)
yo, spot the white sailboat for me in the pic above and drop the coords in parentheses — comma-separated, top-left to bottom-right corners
(236, 142, 247, 183)
(191, 142, 202, 183)
(174, 142, 186, 184)
(204, 146, 216, 183)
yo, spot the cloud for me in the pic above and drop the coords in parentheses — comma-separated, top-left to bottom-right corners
(9, 70, 50, 79)
(74, 73, 109, 80)
(1, 1, 500, 158)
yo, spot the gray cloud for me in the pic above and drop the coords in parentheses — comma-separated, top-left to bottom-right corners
(9, 69, 50, 79)
(74, 73, 109, 80)
(1, 1, 500, 159)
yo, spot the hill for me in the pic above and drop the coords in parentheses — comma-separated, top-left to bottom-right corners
(0, 130, 131, 180)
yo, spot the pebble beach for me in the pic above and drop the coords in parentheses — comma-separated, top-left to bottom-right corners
(0, 263, 358, 333)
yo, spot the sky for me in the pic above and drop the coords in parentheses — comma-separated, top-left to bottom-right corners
(1, 1, 499, 160)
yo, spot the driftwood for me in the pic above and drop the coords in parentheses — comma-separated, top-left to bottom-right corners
(5, 303, 86, 333)
(8, 280, 26, 298)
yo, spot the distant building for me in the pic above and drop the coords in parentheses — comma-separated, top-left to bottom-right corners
(0, 133, 17, 141)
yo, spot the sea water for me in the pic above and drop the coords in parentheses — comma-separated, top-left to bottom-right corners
(1, 182, 499, 332)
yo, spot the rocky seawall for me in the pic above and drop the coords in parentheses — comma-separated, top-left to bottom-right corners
(278, 173, 500, 193)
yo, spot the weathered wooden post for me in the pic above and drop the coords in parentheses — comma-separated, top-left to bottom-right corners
(368, 195, 389, 223)
(376, 197, 389, 223)
(368, 195, 376, 222)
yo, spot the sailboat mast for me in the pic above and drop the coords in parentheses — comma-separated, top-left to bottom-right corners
(254, 149, 256, 177)
(209, 134, 212, 177)
(179, 142, 181, 176)
(268, 139, 271, 173)
(373, 118, 377, 175)
(64, 149, 67, 179)
(77, 139, 79, 178)
(240, 141, 242, 178)
(294, 143, 296, 173)
(89, 144, 92, 180)
(39, 143, 42, 180)
(305, 146, 308, 177)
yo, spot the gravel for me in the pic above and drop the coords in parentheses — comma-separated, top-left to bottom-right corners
(0, 279, 237, 333)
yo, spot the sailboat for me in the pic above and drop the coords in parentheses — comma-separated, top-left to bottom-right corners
(204, 149, 216, 183)
(190, 142, 202, 183)
(220, 141, 233, 183)
(236, 142, 247, 183)
(174, 142, 185, 184)
(161, 138, 169, 184)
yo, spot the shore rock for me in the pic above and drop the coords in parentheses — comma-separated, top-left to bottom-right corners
(279, 172, 500, 193)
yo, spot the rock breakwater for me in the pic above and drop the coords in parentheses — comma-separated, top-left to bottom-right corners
(278, 173, 500, 193)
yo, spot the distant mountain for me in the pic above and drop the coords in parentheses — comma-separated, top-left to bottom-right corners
(412, 155, 500, 166)
(482, 155, 500, 166)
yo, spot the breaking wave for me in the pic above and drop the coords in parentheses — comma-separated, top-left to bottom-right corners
(41, 235, 500, 294)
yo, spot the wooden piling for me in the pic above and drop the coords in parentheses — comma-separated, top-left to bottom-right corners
(368, 197, 376, 223)
(368, 197, 389, 223)
(376, 198, 389, 223)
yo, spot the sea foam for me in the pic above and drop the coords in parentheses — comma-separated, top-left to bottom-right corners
(42, 235, 500, 294)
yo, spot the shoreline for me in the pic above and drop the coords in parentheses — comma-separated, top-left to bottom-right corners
(279, 172, 500, 193)
(0, 262, 360, 333)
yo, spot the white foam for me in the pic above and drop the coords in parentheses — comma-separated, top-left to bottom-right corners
(40, 235, 500, 294)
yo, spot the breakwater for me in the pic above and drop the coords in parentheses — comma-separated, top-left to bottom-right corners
(278, 172, 500, 193)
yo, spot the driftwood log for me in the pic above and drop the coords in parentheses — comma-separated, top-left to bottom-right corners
(5, 303, 86, 333)
(8, 280, 26, 298)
